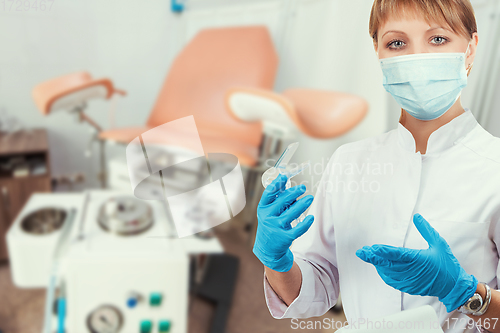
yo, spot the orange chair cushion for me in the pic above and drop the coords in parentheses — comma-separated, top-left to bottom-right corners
(33, 72, 115, 115)
(282, 89, 369, 138)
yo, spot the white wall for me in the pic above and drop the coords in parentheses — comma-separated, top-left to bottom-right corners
(470, 0, 500, 136)
(487, 73, 500, 136)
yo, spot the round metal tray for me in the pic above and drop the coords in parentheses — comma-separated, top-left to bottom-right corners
(97, 196, 154, 236)
(21, 208, 67, 235)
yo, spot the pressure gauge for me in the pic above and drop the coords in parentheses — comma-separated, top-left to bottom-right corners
(86, 305, 123, 333)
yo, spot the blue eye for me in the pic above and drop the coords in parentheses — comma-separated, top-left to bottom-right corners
(431, 36, 449, 45)
(388, 40, 406, 49)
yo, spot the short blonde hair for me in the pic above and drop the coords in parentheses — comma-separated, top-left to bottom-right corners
(369, 0, 477, 42)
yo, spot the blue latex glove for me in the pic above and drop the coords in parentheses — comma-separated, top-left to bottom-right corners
(252, 173, 315, 272)
(356, 213, 478, 312)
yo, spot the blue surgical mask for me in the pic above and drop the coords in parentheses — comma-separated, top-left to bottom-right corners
(380, 45, 470, 121)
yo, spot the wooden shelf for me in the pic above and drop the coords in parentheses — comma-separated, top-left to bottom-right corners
(6, 174, 49, 180)
(0, 129, 48, 155)
(0, 129, 51, 260)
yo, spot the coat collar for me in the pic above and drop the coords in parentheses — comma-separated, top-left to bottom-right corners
(397, 108, 478, 155)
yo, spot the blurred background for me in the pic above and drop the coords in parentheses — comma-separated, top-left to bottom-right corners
(0, 0, 499, 332)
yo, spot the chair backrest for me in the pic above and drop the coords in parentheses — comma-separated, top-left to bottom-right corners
(147, 26, 278, 147)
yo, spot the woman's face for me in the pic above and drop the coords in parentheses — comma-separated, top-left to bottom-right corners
(375, 16, 478, 69)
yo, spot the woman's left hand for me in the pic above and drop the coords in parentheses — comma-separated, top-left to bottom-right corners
(356, 213, 478, 313)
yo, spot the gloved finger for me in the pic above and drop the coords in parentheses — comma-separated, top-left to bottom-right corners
(260, 173, 289, 206)
(280, 195, 314, 223)
(356, 247, 387, 265)
(386, 260, 413, 273)
(370, 244, 418, 263)
(355, 246, 372, 262)
(357, 247, 404, 270)
(397, 247, 421, 263)
(413, 214, 443, 249)
(278, 197, 312, 229)
(363, 253, 394, 268)
(377, 270, 405, 289)
(380, 268, 426, 295)
(363, 246, 411, 267)
(275, 184, 307, 211)
(266, 185, 307, 218)
(290, 215, 315, 239)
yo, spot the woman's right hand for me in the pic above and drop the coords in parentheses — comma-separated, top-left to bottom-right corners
(252, 173, 315, 272)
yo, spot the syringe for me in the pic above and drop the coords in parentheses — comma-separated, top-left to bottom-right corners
(261, 142, 310, 188)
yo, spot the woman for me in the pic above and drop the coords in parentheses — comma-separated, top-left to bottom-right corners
(252, 1, 500, 332)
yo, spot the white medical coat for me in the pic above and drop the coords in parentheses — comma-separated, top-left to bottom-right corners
(264, 109, 500, 333)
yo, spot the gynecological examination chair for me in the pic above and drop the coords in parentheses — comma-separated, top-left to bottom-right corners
(32, 26, 368, 229)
